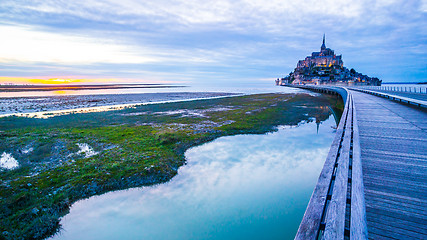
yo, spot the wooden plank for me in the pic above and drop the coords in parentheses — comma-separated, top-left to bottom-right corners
(359, 136, 427, 148)
(364, 190, 427, 206)
(363, 161, 427, 172)
(365, 201, 427, 220)
(363, 175, 427, 190)
(359, 134, 427, 142)
(363, 156, 427, 167)
(295, 87, 352, 239)
(362, 168, 427, 182)
(356, 118, 409, 124)
(366, 195, 426, 214)
(363, 164, 427, 177)
(358, 121, 420, 130)
(365, 206, 427, 226)
(363, 188, 425, 204)
(363, 181, 426, 198)
(359, 142, 427, 155)
(350, 95, 368, 239)
(364, 189, 427, 205)
(369, 226, 424, 240)
(323, 96, 353, 239)
(364, 152, 427, 161)
(371, 223, 426, 239)
(362, 165, 427, 180)
(362, 155, 427, 169)
(366, 194, 427, 213)
(367, 232, 396, 240)
(361, 149, 427, 160)
(363, 161, 427, 173)
(366, 212, 427, 233)
(359, 130, 427, 141)
(366, 199, 427, 218)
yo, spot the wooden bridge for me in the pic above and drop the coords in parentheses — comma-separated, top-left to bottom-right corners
(287, 85, 427, 239)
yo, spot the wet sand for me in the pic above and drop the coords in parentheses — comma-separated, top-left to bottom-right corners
(0, 92, 238, 117)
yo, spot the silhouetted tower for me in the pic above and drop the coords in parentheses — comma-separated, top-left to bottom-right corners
(316, 119, 320, 134)
(321, 34, 326, 50)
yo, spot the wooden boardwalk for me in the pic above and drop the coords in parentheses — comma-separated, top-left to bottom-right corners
(350, 90, 427, 239)
(291, 85, 427, 239)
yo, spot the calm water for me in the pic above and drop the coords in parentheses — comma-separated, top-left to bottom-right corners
(51, 116, 336, 240)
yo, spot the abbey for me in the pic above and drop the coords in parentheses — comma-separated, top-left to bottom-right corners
(277, 35, 381, 86)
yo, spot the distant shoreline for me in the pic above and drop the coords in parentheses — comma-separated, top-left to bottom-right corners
(0, 84, 187, 92)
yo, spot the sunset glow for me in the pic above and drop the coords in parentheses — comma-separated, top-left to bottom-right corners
(29, 78, 83, 84)
(0, 77, 116, 85)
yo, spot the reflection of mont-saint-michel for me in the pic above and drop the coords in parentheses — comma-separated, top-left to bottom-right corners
(276, 35, 381, 86)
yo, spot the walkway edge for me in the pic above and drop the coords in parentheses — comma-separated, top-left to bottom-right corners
(287, 85, 368, 240)
(350, 92, 369, 239)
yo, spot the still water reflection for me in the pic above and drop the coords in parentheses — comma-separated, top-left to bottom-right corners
(52, 116, 336, 240)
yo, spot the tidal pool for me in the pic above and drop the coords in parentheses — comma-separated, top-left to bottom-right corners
(51, 116, 336, 240)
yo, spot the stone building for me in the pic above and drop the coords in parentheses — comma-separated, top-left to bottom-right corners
(297, 35, 343, 69)
(279, 35, 381, 86)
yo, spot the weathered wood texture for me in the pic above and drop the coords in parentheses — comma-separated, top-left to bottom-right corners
(294, 92, 349, 239)
(350, 89, 427, 239)
(294, 87, 368, 240)
(323, 97, 352, 239)
(350, 95, 369, 239)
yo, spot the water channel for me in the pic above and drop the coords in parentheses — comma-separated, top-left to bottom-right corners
(51, 115, 337, 240)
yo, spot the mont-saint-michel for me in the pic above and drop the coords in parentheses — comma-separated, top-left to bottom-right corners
(276, 35, 382, 86)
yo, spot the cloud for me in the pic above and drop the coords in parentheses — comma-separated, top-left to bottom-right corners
(0, 0, 426, 83)
(0, 24, 240, 66)
(0, 25, 160, 64)
(1, 0, 409, 31)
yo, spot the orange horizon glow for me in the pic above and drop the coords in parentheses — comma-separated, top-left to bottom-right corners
(29, 78, 84, 84)
(52, 90, 69, 95)
(0, 77, 115, 85)
(0, 77, 182, 85)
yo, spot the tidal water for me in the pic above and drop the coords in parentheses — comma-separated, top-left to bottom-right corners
(51, 116, 336, 240)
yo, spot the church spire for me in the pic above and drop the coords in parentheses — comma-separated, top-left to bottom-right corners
(321, 34, 326, 50)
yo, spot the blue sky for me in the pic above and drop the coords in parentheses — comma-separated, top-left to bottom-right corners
(0, 0, 426, 85)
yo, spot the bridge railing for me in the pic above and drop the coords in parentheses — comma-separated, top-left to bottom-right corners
(357, 85, 427, 94)
(349, 88, 427, 109)
(284, 85, 368, 240)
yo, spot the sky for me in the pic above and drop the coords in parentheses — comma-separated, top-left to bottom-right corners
(0, 0, 426, 86)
